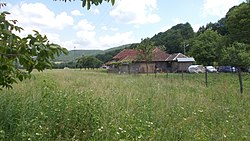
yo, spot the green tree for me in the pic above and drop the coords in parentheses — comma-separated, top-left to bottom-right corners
(151, 22, 194, 53)
(189, 30, 224, 66)
(137, 38, 155, 75)
(0, 11, 68, 89)
(225, 2, 250, 44)
(221, 42, 250, 95)
(221, 42, 250, 68)
(77, 56, 102, 69)
(197, 19, 228, 36)
(54, 0, 115, 9)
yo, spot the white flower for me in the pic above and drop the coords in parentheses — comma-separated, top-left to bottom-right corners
(198, 109, 203, 113)
(138, 135, 143, 139)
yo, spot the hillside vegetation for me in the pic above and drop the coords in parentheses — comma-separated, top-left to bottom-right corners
(0, 70, 249, 140)
(54, 44, 133, 62)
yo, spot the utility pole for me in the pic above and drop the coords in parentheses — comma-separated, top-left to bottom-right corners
(74, 46, 76, 69)
(183, 42, 189, 55)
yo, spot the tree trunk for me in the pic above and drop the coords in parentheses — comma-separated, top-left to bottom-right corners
(146, 61, 149, 75)
(237, 67, 243, 95)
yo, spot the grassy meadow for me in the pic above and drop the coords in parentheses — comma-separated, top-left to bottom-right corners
(0, 69, 249, 140)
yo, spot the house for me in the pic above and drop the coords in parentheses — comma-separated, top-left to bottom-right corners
(166, 53, 195, 72)
(107, 48, 195, 73)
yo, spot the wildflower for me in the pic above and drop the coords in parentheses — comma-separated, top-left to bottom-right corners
(181, 107, 184, 110)
(138, 135, 143, 139)
(98, 126, 103, 132)
(116, 132, 120, 135)
(223, 134, 226, 138)
(82, 130, 86, 133)
(183, 118, 187, 121)
(118, 127, 123, 130)
(226, 120, 229, 123)
(198, 109, 203, 113)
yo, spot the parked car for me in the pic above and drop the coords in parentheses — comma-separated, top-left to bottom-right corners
(218, 66, 237, 73)
(206, 66, 217, 73)
(188, 65, 205, 73)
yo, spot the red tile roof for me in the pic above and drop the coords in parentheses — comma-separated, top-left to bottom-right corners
(152, 47, 170, 61)
(113, 49, 139, 61)
(113, 48, 170, 62)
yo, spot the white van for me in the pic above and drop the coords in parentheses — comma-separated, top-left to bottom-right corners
(188, 65, 205, 73)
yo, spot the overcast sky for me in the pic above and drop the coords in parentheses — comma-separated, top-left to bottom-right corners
(1, 0, 245, 50)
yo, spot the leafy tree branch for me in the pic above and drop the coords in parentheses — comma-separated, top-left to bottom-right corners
(0, 11, 68, 89)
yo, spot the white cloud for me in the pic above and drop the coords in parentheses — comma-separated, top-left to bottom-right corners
(99, 31, 135, 48)
(101, 26, 108, 31)
(76, 30, 96, 43)
(172, 18, 181, 24)
(202, 0, 244, 17)
(73, 31, 135, 50)
(110, 0, 160, 25)
(8, 2, 74, 30)
(157, 25, 171, 33)
(110, 27, 118, 31)
(75, 19, 95, 31)
(101, 26, 119, 31)
(5, 1, 136, 50)
(71, 10, 83, 16)
(191, 24, 202, 32)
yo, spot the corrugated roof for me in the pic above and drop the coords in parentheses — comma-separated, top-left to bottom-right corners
(177, 57, 195, 62)
(166, 53, 189, 61)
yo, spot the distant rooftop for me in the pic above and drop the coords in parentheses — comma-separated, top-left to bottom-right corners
(177, 57, 195, 62)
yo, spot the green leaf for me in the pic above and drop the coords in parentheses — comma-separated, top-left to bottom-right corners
(82, 0, 87, 7)
(111, 0, 115, 5)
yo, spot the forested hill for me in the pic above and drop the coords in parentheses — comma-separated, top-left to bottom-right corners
(54, 50, 103, 62)
(150, 22, 195, 54)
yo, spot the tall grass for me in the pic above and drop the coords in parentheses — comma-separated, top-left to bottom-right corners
(0, 69, 249, 140)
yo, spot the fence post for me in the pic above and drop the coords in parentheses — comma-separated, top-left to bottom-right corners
(205, 66, 208, 87)
(237, 67, 243, 95)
